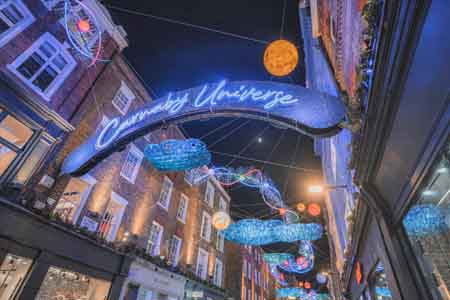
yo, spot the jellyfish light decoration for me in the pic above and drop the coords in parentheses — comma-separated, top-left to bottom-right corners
(278, 241, 314, 274)
(403, 204, 447, 236)
(144, 139, 211, 171)
(63, 0, 106, 66)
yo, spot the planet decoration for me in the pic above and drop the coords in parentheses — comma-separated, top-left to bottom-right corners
(212, 211, 231, 230)
(316, 273, 328, 284)
(144, 139, 211, 171)
(297, 203, 306, 212)
(223, 219, 323, 245)
(263, 40, 299, 77)
(269, 264, 288, 286)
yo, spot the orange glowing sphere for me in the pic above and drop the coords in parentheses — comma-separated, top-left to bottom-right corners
(307, 203, 321, 216)
(296, 203, 306, 212)
(304, 281, 311, 289)
(298, 281, 304, 288)
(77, 19, 91, 33)
(212, 211, 231, 230)
(279, 208, 287, 215)
(263, 39, 299, 77)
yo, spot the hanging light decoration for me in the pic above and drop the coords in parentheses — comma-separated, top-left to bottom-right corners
(144, 139, 211, 171)
(223, 219, 323, 245)
(316, 273, 328, 284)
(403, 204, 447, 236)
(269, 264, 288, 286)
(375, 287, 392, 298)
(263, 40, 299, 77)
(263, 253, 294, 265)
(307, 203, 321, 217)
(276, 288, 329, 300)
(212, 211, 231, 230)
(304, 281, 311, 289)
(297, 203, 306, 212)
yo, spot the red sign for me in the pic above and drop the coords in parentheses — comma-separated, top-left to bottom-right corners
(355, 262, 363, 285)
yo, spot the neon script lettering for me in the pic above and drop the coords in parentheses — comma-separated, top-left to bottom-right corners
(96, 80, 300, 150)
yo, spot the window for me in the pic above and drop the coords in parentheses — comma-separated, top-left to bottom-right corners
(112, 81, 135, 115)
(8, 32, 76, 100)
(247, 289, 251, 300)
(196, 248, 209, 280)
(168, 235, 182, 266)
(218, 196, 227, 211)
(216, 231, 225, 252)
(205, 181, 214, 207)
(13, 137, 51, 184)
(146, 221, 163, 256)
(214, 258, 223, 287)
(200, 211, 212, 241)
(98, 192, 127, 242)
(0, 0, 35, 47)
(158, 176, 173, 210)
(185, 167, 202, 185)
(177, 193, 189, 223)
(120, 144, 143, 184)
(254, 269, 258, 285)
(402, 140, 450, 299)
(243, 260, 247, 277)
(0, 253, 33, 299)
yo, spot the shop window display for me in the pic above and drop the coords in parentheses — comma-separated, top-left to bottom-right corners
(35, 266, 111, 300)
(402, 140, 450, 299)
(0, 254, 32, 300)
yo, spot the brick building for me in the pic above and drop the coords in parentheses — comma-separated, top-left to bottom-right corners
(224, 243, 273, 300)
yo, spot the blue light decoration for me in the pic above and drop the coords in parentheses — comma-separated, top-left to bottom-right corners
(278, 241, 314, 274)
(263, 253, 294, 265)
(375, 287, 392, 298)
(403, 204, 447, 236)
(144, 139, 211, 171)
(223, 219, 323, 245)
(269, 264, 288, 286)
(62, 80, 345, 176)
(316, 273, 328, 285)
(63, 0, 106, 66)
(276, 289, 329, 300)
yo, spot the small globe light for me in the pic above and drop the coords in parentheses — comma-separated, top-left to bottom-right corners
(263, 39, 299, 77)
(212, 211, 231, 230)
(298, 281, 304, 288)
(304, 281, 311, 289)
(77, 19, 91, 33)
(296, 256, 305, 265)
(283, 260, 289, 267)
(297, 203, 306, 212)
(307, 203, 321, 216)
(316, 273, 328, 284)
(279, 208, 287, 215)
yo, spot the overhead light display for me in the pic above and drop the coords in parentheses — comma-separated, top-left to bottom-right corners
(276, 288, 329, 300)
(279, 241, 314, 274)
(263, 253, 294, 265)
(316, 272, 328, 284)
(223, 219, 323, 245)
(263, 40, 299, 77)
(403, 204, 447, 236)
(144, 139, 211, 171)
(269, 264, 288, 286)
(212, 211, 231, 230)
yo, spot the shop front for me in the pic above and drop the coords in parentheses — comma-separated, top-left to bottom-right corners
(184, 280, 226, 300)
(120, 258, 187, 300)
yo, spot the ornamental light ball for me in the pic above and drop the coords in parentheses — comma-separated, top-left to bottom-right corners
(212, 211, 231, 230)
(264, 40, 299, 77)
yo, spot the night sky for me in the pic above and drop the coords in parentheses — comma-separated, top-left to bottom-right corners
(102, 0, 329, 286)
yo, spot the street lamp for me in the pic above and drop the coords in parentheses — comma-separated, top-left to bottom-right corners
(308, 184, 348, 193)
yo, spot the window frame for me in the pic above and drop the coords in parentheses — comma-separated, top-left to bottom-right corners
(214, 258, 223, 287)
(120, 143, 143, 184)
(7, 32, 77, 101)
(216, 230, 225, 252)
(200, 211, 212, 242)
(176, 193, 189, 223)
(205, 181, 214, 207)
(112, 81, 136, 115)
(157, 176, 173, 211)
(168, 235, 182, 266)
(196, 247, 209, 280)
(146, 221, 164, 256)
(0, 0, 35, 48)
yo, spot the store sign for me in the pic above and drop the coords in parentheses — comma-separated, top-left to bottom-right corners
(61, 80, 345, 176)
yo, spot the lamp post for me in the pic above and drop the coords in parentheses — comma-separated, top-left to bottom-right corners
(308, 184, 348, 193)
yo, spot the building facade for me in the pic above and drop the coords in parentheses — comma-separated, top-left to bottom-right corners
(303, 0, 450, 300)
(224, 243, 273, 300)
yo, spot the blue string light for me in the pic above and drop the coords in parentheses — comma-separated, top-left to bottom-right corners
(144, 139, 211, 171)
(263, 253, 294, 265)
(403, 204, 447, 236)
(276, 289, 329, 300)
(375, 287, 392, 298)
(223, 219, 323, 245)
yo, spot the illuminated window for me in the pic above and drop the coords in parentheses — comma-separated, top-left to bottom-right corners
(168, 235, 182, 266)
(219, 196, 227, 211)
(0, 254, 33, 299)
(216, 231, 225, 252)
(402, 140, 450, 299)
(213, 258, 223, 287)
(177, 193, 189, 223)
(196, 248, 209, 280)
(158, 176, 173, 210)
(200, 211, 212, 241)
(112, 81, 135, 115)
(146, 221, 163, 256)
(98, 192, 127, 242)
(8, 33, 76, 100)
(0, 0, 35, 47)
(120, 144, 143, 184)
(205, 181, 214, 207)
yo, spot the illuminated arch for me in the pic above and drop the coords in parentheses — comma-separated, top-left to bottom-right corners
(62, 80, 345, 176)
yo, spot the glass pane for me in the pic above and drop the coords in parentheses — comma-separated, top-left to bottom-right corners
(39, 41, 56, 59)
(13, 138, 51, 184)
(0, 254, 33, 300)
(0, 143, 16, 176)
(0, 17, 10, 34)
(0, 115, 32, 148)
(35, 266, 111, 300)
(52, 54, 67, 70)
(17, 53, 45, 79)
(32, 65, 57, 91)
(1, 3, 24, 25)
(402, 141, 450, 299)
